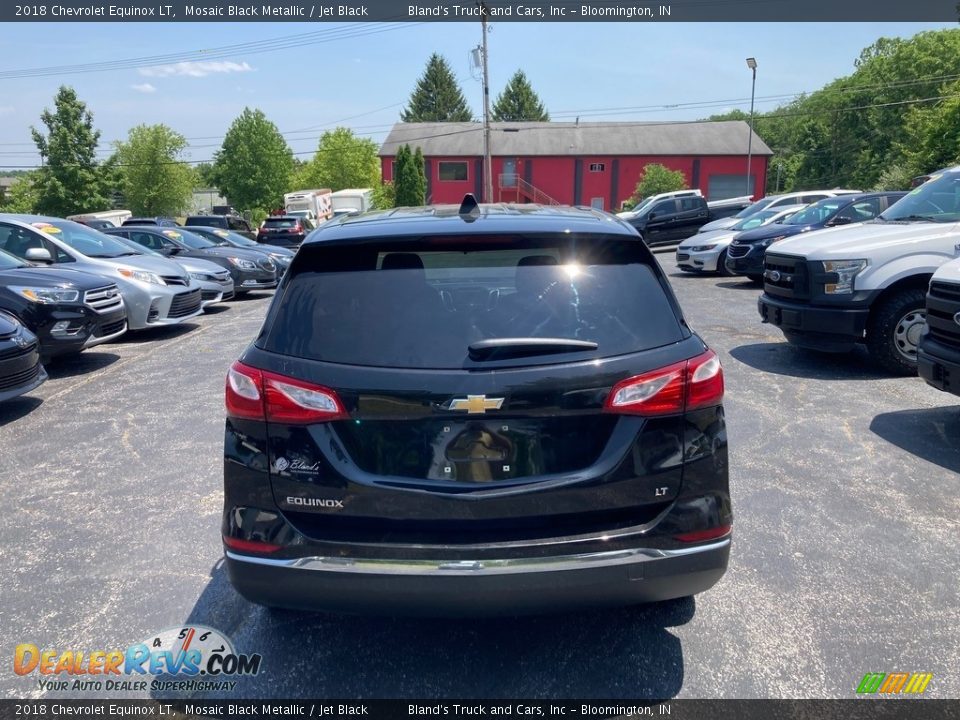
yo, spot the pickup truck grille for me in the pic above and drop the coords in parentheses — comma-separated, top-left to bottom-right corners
(763, 254, 810, 300)
(168, 289, 202, 318)
(84, 285, 123, 314)
(926, 281, 960, 349)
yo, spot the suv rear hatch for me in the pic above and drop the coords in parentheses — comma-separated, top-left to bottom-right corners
(235, 234, 714, 544)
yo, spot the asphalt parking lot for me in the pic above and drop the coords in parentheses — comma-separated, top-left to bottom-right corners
(1, 264, 958, 700)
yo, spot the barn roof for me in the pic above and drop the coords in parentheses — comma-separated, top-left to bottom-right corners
(380, 121, 773, 157)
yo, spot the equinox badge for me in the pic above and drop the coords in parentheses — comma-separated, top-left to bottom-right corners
(448, 395, 505, 414)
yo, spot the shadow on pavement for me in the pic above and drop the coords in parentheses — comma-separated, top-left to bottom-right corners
(111, 324, 199, 346)
(715, 280, 762, 290)
(230, 292, 275, 302)
(44, 351, 120, 379)
(870, 405, 960, 473)
(0, 395, 42, 426)
(729, 342, 890, 381)
(153, 560, 692, 700)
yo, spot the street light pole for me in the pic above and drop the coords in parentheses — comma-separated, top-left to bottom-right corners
(745, 57, 757, 198)
(481, 5, 493, 203)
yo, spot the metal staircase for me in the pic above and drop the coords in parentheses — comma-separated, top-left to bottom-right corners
(498, 175, 560, 206)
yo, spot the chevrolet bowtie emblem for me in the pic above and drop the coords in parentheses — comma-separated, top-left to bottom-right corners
(449, 395, 505, 414)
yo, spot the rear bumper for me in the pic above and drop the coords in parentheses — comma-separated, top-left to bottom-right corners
(758, 294, 868, 352)
(226, 537, 730, 616)
(918, 333, 960, 396)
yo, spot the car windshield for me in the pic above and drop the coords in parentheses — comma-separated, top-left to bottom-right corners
(39, 220, 140, 258)
(111, 235, 158, 256)
(163, 229, 217, 249)
(733, 197, 776, 218)
(880, 171, 960, 222)
(731, 208, 781, 230)
(783, 199, 845, 225)
(0, 248, 29, 269)
(261, 235, 685, 370)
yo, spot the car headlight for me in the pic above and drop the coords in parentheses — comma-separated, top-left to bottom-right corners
(9, 286, 80, 304)
(189, 272, 216, 281)
(822, 259, 868, 295)
(227, 257, 257, 270)
(117, 268, 165, 285)
(269, 253, 290, 264)
(690, 244, 718, 252)
(759, 235, 787, 248)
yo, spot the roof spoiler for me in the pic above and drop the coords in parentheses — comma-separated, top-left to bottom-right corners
(458, 193, 481, 221)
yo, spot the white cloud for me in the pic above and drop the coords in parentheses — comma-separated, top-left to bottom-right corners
(130, 83, 157, 94)
(139, 60, 253, 78)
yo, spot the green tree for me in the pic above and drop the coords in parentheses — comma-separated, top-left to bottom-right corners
(213, 108, 293, 213)
(0, 172, 40, 213)
(30, 86, 110, 215)
(492, 70, 549, 121)
(114, 124, 195, 216)
(401, 54, 473, 122)
(194, 162, 218, 188)
(292, 127, 380, 191)
(630, 164, 688, 203)
(393, 145, 425, 206)
(371, 181, 395, 210)
(413, 147, 427, 202)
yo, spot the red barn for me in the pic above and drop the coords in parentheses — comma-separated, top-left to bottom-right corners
(379, 120, 773, 210)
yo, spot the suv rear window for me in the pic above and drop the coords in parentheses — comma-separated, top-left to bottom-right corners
(186, 217, 225, 227)
(263, 218, 298, 228)
(260, 235, 685, 369)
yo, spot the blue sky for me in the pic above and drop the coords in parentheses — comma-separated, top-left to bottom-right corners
(0, 21, 954, 169)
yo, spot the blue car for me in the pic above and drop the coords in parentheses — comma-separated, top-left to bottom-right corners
(725, 191, 907, 281)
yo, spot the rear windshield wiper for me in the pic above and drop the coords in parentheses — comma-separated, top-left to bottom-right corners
(468, 337, 598, 361)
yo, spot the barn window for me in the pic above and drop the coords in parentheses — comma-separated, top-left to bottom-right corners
(438, 162, 469, 182)
(589, 163, 606, 172)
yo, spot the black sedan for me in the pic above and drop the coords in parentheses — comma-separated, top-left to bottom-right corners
(183, 226, 294, 275)
(725, 191, 906, 281)
(0, 311, 46, 403)
(0, 249, 127, 361)
(104, 227, 277, 294)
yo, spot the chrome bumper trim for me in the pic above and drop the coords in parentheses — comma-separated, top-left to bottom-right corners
(226, 538, 730, 576)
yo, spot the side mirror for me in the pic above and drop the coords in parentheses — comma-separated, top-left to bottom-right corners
(648, 212, 658, 220)
(24, 247, 53, 264)
(828, 216, 853, 226)
(162, 245, 180, 255)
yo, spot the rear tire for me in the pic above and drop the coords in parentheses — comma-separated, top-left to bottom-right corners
(865, 287, 927, 375)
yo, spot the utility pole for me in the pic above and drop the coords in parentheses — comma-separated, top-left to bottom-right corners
(481, 3, 493, 203)
(745, 57, 757, 198)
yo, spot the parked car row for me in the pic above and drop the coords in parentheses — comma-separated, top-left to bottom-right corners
(0, 215, 283, 404)
(664, 170, 960, 393)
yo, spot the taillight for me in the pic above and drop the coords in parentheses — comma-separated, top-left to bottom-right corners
(604, 349, 724, 416)
(222, 535, 282, 554)
(225, 360, 346, 423)
(675, 524, 732, 543)
(292, 223, 302, 233)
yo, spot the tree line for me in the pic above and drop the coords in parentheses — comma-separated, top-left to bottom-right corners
(0, 53, 550, 219)
(709, 28, 960, 193)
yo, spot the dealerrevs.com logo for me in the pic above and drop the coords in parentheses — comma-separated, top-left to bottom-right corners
(856, 672, 933, 696)
(14, 625, 262, 693)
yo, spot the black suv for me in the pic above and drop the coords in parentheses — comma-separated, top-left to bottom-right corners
(0, 249, 127, 361)
(255, 215, 308, 248)
(222, 198, 732, 615)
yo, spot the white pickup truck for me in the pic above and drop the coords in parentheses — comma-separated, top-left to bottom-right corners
(757, 167, 960, 374)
